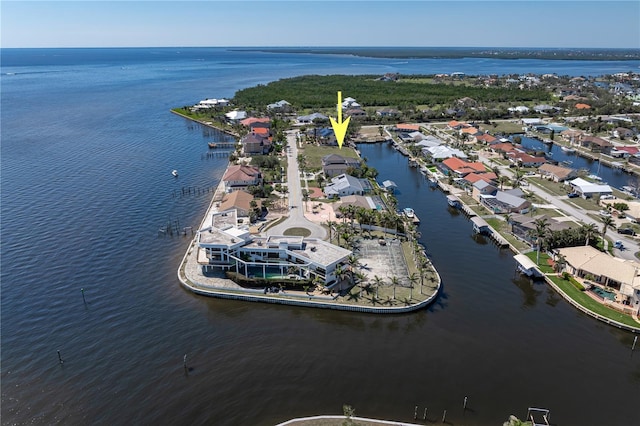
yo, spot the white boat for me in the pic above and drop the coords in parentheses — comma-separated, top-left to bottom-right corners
(587, 174, 602, 181)
(172, 169, 178, 177)
(403, 207, 415, 218)
(561, 146, 576, 153)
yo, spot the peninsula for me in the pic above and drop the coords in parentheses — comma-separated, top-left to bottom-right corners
(176, 70, 640, 328)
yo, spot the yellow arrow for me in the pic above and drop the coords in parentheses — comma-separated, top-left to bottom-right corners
(330, 91, 351, 149)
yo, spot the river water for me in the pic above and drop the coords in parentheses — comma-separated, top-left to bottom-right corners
(1, 48, 639, 425)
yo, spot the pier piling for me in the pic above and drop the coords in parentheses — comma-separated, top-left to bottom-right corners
(441, 409, 447, 423)
(633, 336, 638, 351)
(423, 407, 427, 420)
(463, 396, 468, 410)
(57, 350, 64, 364)
(81, 288, 86, 304)
(414, 405, 417, 419)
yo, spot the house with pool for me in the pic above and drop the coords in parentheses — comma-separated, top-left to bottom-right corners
(556, 245, 640, 311)
(196, 210, 352, 286)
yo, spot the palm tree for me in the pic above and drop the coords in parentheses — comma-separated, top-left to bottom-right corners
(390, 276, 400, 300)
(492, 166, 502, 189)
(582, 223, 598, 246)
(601, 216, 614, 246)
(408, 273, 419, 300)
(325, 220, 337, 243)
(373, 275, 384, 300)
(529, 217, 550, 265)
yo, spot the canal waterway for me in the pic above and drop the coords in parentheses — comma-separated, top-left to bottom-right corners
(2, 48, 640, 426)
(518, 136, 640, 190)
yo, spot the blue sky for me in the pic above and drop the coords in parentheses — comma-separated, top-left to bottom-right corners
(2, 1, 639, 48)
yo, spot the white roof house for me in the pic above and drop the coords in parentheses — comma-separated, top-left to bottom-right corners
(569, 178, 613, 198)
(424, 145, 468, 160)
(225, 110, 247, 121)
(324, 174, 365, 198)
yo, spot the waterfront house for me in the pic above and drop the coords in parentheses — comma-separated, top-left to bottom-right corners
(423, 145, 468, 160)
(194, 98, 230, 109)
(471, 180, 498, 201)
(510, 214, 575, 244)
(489, 142, 516, 154)
(240, 117, 271, 128)
(324, 174, 366, 198)
(218, 190, 259, 218)
(337, 195, 380, 211)
(480, 189, 531, 214)
(556, 245, 640, 308)
(197, 210, 352, 286)
(241, 133, 271, 155)
(321, 154, 361, 178)
(223, 165, 263, 190)
(395, 123, 421, 133)
(568, 177, 613, 199)
(441, 157, 486, 177)
(561, 129, 584, 142)
(507, 151, 546, 167)
(537, 163, 577, 182)
(578, 135, 613, 154)
(463, 172, 498, 188)
(225, 110, 247, 122)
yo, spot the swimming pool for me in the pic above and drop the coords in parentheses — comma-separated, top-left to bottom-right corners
(591, 286, 616, 301)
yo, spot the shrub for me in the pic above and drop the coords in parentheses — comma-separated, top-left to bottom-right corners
(562, 271, 571, 281)
(571, 278, 585, 291)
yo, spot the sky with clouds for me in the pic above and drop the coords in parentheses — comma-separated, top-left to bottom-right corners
(2, 1, 639, 49)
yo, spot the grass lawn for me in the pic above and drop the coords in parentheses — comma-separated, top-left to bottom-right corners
(548, 275, 640, 329)
(524, 251, 555, 273)
(283, 227, 312, 237)
(300, 144, 360, 170)
(485, 217, 529, 251)
(527, 177, 568, 197)
(479, 121, 524, 134)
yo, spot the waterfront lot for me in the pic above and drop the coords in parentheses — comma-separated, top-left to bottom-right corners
(299, 144, 360, 170)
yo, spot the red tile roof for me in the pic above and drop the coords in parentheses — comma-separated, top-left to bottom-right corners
(240, 117, 271, 127)
(396, 123, 421, 131)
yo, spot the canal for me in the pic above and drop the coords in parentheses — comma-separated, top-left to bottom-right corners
(354, 141, 639, 425)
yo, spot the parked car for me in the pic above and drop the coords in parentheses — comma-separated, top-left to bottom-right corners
(617, 227, 635, 235)
(599, 210, 612, 217)
(614, 240, 624, 249)
(567, 192, 579, 198)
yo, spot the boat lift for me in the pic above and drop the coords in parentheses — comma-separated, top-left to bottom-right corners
(527, 407, 550, 426)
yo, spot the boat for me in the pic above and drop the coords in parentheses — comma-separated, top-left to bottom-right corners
(403, 207, 415, 218)
(587, 174, 602, 181)
(208, 142, 217, 149)
(172, 170, 178, 177)
(561, 146, 576, 153)
(561, 160, 573, 166)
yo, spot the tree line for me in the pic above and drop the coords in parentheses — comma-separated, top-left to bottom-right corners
(232, 75, 552, 110)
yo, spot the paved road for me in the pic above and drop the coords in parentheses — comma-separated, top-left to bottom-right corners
(265, 131, 327, 239)
(480, 156, 640, 260)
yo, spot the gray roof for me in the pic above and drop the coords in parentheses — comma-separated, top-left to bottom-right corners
(324, 174, 364, 196)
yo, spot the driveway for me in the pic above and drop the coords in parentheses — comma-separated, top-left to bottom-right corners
(265, 131, 327, 239)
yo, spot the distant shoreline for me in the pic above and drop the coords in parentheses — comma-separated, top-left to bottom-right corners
(232, 47, 640, 61)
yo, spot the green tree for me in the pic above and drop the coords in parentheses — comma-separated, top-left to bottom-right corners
(529, 217, 550, 265)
